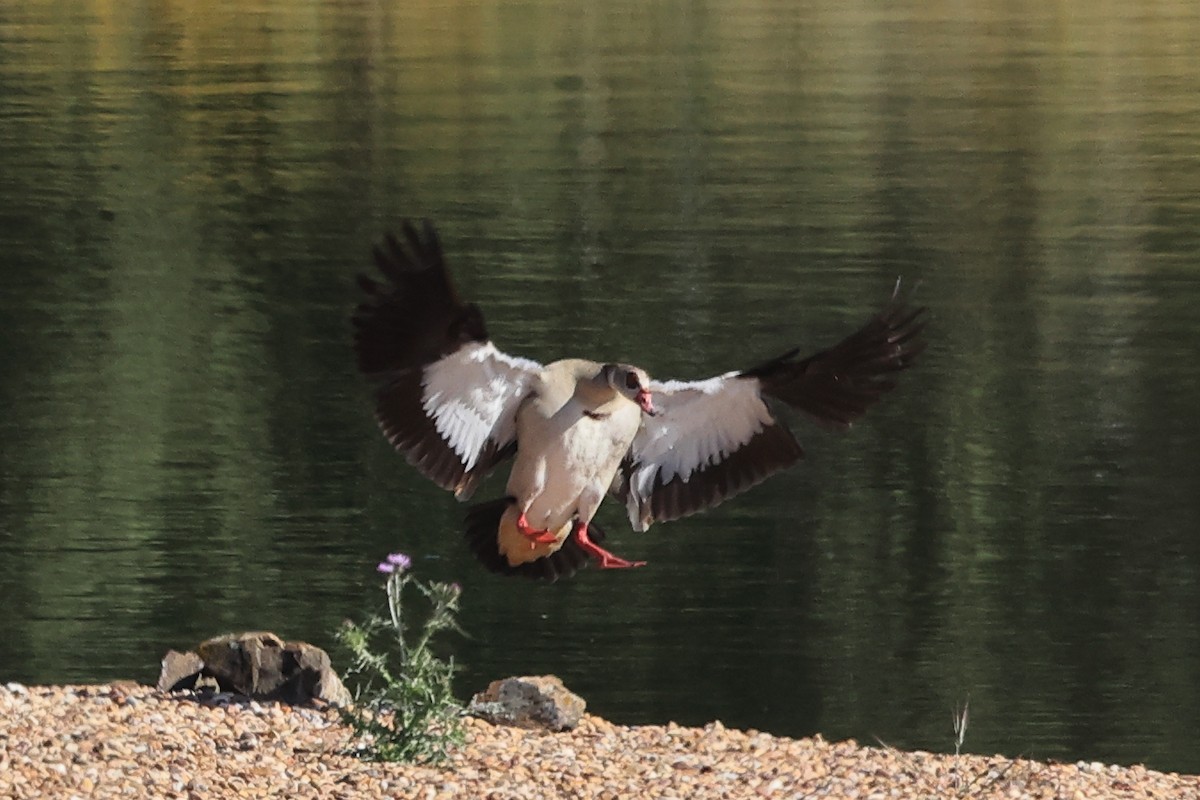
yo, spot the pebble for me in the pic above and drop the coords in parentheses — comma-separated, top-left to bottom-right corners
(0, 684, 1196, 799)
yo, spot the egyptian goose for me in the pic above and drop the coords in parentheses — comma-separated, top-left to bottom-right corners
(354, 221, 925, 580)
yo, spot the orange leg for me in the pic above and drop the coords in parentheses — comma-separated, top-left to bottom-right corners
(573, 521, 646, 569)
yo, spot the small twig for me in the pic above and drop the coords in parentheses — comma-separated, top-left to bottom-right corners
(871, 733, 899, 753)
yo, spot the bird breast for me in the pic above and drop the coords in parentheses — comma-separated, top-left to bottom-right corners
(508, 398, 642, 531)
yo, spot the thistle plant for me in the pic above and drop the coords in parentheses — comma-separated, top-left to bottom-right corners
(336, 552, 465, 763)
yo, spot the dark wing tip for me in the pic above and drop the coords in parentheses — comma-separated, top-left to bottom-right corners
(372, 221, 437, 282)
(354, 219, 489, 377)
(741, 281, 927, 429)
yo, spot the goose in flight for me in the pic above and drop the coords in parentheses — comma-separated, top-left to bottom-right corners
(354, 221, 925, 580)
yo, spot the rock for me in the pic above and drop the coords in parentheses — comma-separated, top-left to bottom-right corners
(157, 650, 205, 692)
(468, 675, 585, 731)
(158, 632, 351, 706)
(279, 640, 353, 707)
(197, 632, 288, 697)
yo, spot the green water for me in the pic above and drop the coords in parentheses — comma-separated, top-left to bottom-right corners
(2, 0, 1200, 773)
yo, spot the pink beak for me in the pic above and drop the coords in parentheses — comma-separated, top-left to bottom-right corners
(636, 388, 656, 416)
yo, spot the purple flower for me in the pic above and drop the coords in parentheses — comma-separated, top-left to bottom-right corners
(386, 552, 413, 570)
(376, 561, 396, 574)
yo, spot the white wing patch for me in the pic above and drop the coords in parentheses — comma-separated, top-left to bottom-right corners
(422, 342, 540, 470)
(625, 373, 775, 524)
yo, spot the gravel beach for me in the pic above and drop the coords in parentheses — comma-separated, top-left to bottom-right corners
(2, 683, 1196, 799)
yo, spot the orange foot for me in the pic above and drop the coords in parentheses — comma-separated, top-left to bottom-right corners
(573, 521, 646, 569)
(516, 512, 559, 548)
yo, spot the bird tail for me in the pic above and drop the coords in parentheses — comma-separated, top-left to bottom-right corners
(464, 498, 603, 581)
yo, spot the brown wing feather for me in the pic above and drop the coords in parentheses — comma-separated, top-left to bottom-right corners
(618, 420, 804, 529)
(372, 370, 514, 497)
(353, 219, 488, 377)
(616, 282, 925, 530)
(353, 220, 515, 497)
(740, 283, 926, 429)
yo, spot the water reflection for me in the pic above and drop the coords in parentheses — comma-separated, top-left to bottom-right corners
(2, 0, 1200, 774)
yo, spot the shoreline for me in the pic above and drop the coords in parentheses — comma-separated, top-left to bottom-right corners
(2, 682, 1197, 799)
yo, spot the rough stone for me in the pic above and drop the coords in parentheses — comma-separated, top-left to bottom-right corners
(468, 675, 585, 731)
(157, 650, 205, 692)
(159, 632, 351, 706)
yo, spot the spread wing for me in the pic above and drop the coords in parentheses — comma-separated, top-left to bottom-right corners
(353, 220, 541, 499)
(616, 284, 926, 530)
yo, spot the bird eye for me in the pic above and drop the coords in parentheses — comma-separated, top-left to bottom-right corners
(625, 372, 640, 390)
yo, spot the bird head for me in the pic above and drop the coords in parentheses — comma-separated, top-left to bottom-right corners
(604, 363, 655, 416)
